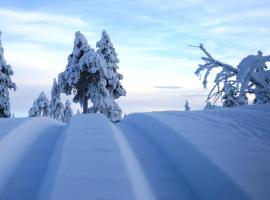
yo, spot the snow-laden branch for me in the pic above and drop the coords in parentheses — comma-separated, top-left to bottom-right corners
(194, 44, 270, 104)
(193, 44, 237, 101)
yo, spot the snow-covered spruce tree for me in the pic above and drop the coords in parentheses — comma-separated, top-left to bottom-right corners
(222, 82, 238, 108)
(58, 31, 125, 122)
(95, 30, 126, 122)
(96, 30, 126, 99)
(29, 92, 49, 117)
(62, 100, 73, 123)
(0, 31, 16, 118)
(49, 78, 64, 120)
(194, 44, 270, 105)
(184, 100, 190, 111)
(58, 31, 104, 114)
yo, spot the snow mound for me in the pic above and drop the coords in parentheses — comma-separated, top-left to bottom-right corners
(0, 105, 270, 200)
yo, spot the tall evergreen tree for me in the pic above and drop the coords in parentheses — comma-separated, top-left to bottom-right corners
(58, 31, 126, 122)
(49, 78, 64, 120)
(96, 30, 126, 99)
(0, 31, 16, 118)
(95, 30, 126, 122)
(58, 31, 104, 114)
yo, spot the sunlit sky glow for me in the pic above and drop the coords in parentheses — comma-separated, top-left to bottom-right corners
(0, 0, 270, 116)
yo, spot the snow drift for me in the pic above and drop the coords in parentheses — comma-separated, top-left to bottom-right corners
(0, 105, 270, 200)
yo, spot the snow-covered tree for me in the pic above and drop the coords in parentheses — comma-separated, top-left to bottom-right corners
(0, 31, 16, 118)
(62, 100, 73, 123)
(58, 31, 101, 114)
(194, 44, 270, 105)
(184, 100, 190, 111)
(58, 31, 126, 122)
(94, 30, 126, 122)
(49, 78, 64, 120)
(96, 30, 126, 99)
(222, 82, 238, 108)
(29, 92, 49, 117)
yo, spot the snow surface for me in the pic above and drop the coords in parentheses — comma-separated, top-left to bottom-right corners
(0, 105, 270, 200)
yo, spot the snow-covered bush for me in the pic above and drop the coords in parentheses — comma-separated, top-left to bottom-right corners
(194, 44, 270, 105)
(0, 31, 16, 118)
(185, 100, 190, 111)
(49, 78, 64, 121)
(222, 82, 238, 108)
(62, 100, 73, 123)
(58, 31, 126, 122)
(29, 92, 49, 117)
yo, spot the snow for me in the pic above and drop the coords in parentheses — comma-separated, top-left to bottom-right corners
(38, 114, 136, 200)
(0, 117, 64, 200)
(0, 105, 270, 200)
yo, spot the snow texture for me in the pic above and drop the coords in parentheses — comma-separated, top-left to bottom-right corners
(0, 31, 16, 118)
(0, 105, 270, 200)
(29, 92, 49, 117)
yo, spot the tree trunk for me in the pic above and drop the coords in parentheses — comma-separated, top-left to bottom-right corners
(83, 95, 88, 114)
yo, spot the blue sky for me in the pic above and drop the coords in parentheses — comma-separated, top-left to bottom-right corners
(0, 0, 270, 116)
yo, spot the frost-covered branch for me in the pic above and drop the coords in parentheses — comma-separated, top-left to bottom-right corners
(194, 44, 270, 104)
(193, 44, 237, 101)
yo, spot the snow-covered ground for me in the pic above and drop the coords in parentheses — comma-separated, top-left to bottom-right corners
(0, 105, 270, 200)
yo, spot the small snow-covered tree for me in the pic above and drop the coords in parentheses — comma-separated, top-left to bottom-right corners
(49, 78, 64, 120)
(62, 100, 73, 123)
(194, 44, 270, 105)
(0, 31, 16, 118)
(29, 92, 49, 117)
(184, 100, 190, 111)
(222, 82, 238, 108)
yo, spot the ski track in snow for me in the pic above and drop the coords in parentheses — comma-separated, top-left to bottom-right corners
(0, 105, 270, 200)
(0, 118, 27, 140)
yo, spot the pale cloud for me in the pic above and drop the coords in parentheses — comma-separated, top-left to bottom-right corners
(0, 8, 86, 26)
(0, 7, 90, 45)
